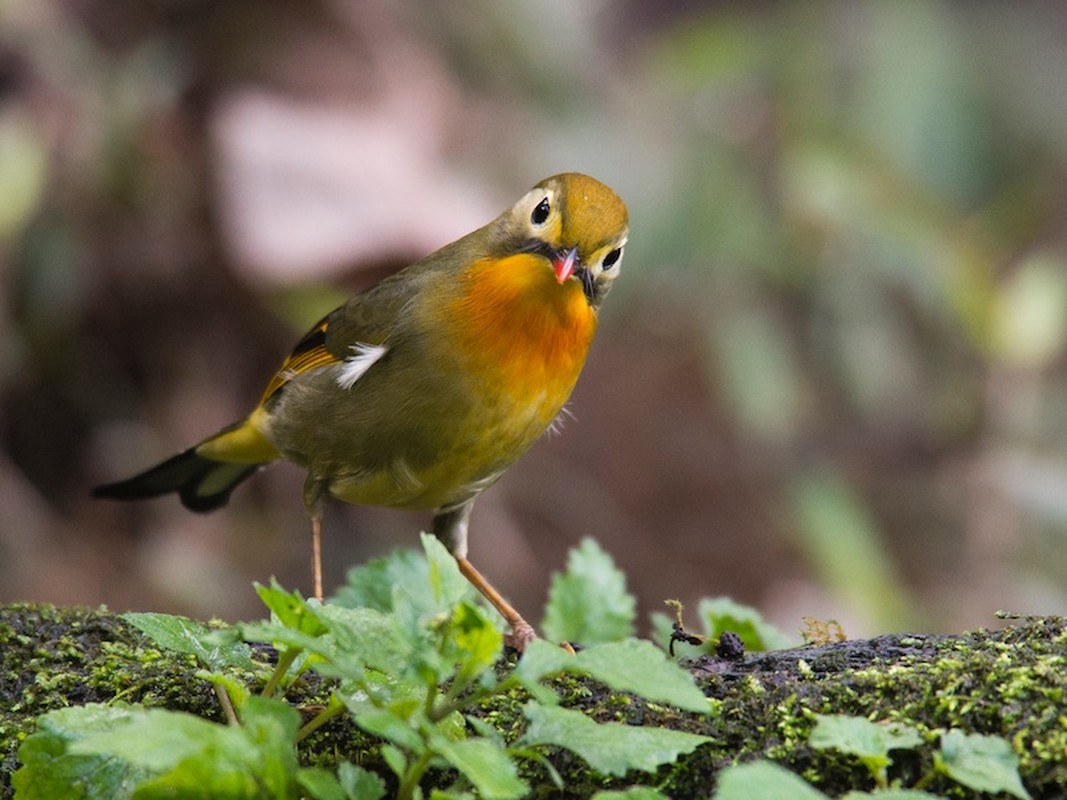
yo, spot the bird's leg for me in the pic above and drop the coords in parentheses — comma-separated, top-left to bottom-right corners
(310, 516, 324, 602)
(455, 555, 538, 651)
(434, 500, 538, 650)
(304, 477, 329, 602)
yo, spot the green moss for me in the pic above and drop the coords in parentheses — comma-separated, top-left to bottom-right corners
(0, 604, 217, 796)
(679, 616, 1067, 797)
(2, 605, 1064, 799)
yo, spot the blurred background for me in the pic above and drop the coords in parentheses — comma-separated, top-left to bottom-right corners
(1, 0, 1066, 640)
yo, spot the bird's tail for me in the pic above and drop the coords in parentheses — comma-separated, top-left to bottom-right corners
(92, 417, 278, 513)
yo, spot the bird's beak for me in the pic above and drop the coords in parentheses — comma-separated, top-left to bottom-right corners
(552, 246, 579, 283)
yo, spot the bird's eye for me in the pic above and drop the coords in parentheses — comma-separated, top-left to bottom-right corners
(531, 197, 551, 225)
(602, 248, 622, 269)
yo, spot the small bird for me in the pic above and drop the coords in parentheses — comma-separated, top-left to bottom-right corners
(93, 173, 628, 649)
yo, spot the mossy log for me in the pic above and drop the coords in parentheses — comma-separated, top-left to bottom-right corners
(1, 604, 1064, 798)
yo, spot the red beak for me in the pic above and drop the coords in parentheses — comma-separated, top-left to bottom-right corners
(553, 246, 579, 283)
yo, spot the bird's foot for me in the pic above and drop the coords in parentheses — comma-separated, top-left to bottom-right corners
(504, 620, 539, 653)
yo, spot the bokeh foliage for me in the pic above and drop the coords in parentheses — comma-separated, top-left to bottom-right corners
(1, 0, 1064, 634)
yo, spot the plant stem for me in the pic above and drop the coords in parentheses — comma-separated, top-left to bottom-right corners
(261, 647, 300, 699)
(215, 683, 239, 726)
(397, 750, 434, 800)
(295, 699, 345, 743)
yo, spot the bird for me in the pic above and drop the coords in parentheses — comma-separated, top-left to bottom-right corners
(93, 172, 629, 650)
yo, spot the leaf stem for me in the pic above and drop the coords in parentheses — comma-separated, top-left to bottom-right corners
(397, 750, 434, 800)
(262, 646, 301, 699)
(214, 683, 239, 726)
(295, 697, 345, 744)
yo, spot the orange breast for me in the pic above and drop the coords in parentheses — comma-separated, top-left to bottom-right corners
(444, 254, 597, 414)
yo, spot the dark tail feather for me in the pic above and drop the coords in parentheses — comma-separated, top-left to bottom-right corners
(92, 447, 262, 513)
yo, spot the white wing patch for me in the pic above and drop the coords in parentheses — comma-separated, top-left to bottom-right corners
(336, 343, 388, 390)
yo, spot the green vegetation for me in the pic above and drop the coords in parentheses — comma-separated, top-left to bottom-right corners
(10, 536, 710, 799)
(2, 537, 1063, 798)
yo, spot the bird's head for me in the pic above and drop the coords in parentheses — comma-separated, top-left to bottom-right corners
(493, 173, 629, 309)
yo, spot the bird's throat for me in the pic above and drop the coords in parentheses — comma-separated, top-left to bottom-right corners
(446, 254, 597, 401)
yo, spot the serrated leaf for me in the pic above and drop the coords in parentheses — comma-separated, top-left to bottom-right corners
(70, 709, 229, 772)
(62, 697, 301, 799)
(810, 714, 922, 778)
(238, 620, 329, 654)
(256, 578, 328, 635)
(13, 704, 147, 800)
(465, 715, 505, 747)
(430, 734, 528, 800)
(337, 762, 387, 800)
(334, 535, 477, 621)
(349, 707, 425, 753)
(522, 703, 709, 777)
(448, 601, 503, 677)
(390, 536, 484, 634)
(421, 532, 479, 608)
(542, 537, 636, 645)
(298, 762, 386, 800)
(123, 612, 256, 671)
(937, 730, 1032, 799)
(297, 767, 347, 800)
(312, 604, 416, 677)
(713, 761, 830, 799)
(518, 638, 710, 713)
(698, 597, 796, 652)
(334, 547, 427, 612)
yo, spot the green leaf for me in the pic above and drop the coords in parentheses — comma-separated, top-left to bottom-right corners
(465, 715, 505, 747)
(809, 714, 922, 781)
(13, 704, 148, 800)
(312, 604, 417, 677)
(380, 744, 407, 779)
(446, 601, 504, 678)
(348, 707, 425, 753)
(123, 612, 256, 671)
(697, 597, 796, 652)
(255, 578, 329, 636)
(241, 602, 415, 684)
(518, 638, 710, 714)
(70, 710, 228, 772)
(337, 762, 387, 800)
(238, 620, 330, 657)
(522, 703, 709, 777)
(297, 763, 386, 800)
(334, 547, 428, 612)
(421, 532, 480, 609)
(542, 537, 636, 645)
(391, 535, 485, 634)
(593, 789, 672, 800)
(334, 535, 477, 620)
(713, 761, 829, 799)
(296, 767, 347, 800)
(430, 734, 528, 800)
(63, 697, 302, 799)
(936, 730, 1032, 799)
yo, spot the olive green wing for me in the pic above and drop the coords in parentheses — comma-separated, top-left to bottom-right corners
(256, 260, 447, 406)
